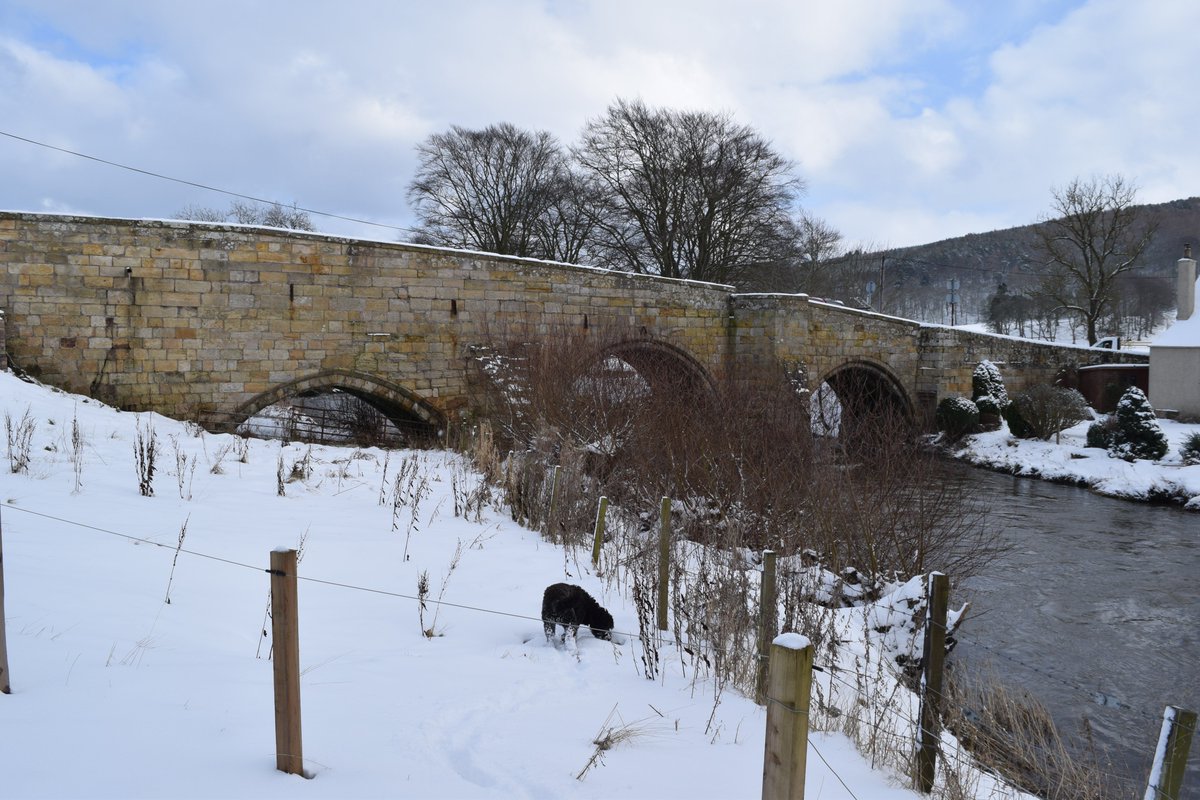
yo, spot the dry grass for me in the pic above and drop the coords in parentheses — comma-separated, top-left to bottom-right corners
(942, 671, 1134, 800)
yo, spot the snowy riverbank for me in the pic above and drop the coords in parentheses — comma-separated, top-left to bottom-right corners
(948, 417, 1200, 511)
(0, 371, 1033, 799)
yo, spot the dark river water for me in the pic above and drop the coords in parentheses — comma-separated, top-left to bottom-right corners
(953, 467, 1199, 798)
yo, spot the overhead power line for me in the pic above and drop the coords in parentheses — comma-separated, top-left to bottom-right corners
(0, 128, 415, 235)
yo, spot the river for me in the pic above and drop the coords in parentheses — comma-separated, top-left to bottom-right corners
(953, 467, 1199, 798)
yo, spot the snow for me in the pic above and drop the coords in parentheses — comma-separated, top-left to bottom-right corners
(772, 632, 810, 650)
(1143, 706, 1176, 800)
(1151, 277, 1200, 347)
(949, 416, 1200, 510)
(0, 371, 1034, 799)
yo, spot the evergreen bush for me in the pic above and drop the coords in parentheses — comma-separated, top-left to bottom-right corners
(971, 360, 1010, 411)
(1012, 385, 1091, 441)
(1086, 417, 1117, 449)
(1180, 432, 1200, 465)
(936, 396, 979, 442)
(1107, 387, 1168, 461)
(975, 395, 1001, 416)
(1002, 401, 1033, 439)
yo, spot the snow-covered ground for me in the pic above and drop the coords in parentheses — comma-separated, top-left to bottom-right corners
(948, 417, 1200, 510)
(0, 372, 1032, 799)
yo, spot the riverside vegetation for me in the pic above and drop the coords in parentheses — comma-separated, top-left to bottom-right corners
(457, 326, 1132, 799)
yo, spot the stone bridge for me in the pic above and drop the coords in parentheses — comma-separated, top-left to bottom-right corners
(0, 212, 1144, 437)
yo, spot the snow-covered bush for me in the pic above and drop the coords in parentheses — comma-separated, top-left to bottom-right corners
(935, 396, 979, 442)
(971, 360, 1009, 414)
(1011, 385, 1091, 441)
(1181, 432, 1200, 465)
(1107, 387, 1168, 461)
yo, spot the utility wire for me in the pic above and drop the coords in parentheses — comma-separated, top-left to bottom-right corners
(0, 128, 416, 236)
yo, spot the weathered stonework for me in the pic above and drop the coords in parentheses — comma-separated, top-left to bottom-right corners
(0, 212, 1144, 430)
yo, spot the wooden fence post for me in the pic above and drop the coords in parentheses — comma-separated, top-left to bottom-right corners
(916, 572, 949, 793)
(0, 510, 11, 694)
(657, 496, 670, 632)
(761, 634, 812, 800)
(590, 496, 608, 570)
(756, 550, 778, 705)
(269, 548, 305, 777)
(1145, 705, 1197, 800)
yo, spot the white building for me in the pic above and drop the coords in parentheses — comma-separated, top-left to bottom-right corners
(1149, 246, 1200, 419)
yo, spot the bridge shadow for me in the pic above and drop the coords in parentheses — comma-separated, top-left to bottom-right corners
(230, 370, 445, 448)
(811, 360, 916, 446)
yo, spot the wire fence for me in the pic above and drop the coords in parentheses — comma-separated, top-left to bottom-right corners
(4, 498, 1190, 798)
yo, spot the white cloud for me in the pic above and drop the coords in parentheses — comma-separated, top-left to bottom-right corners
(0, 0, 1195, 247)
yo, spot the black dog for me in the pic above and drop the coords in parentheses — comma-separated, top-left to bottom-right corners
(542, 583, 614, 642)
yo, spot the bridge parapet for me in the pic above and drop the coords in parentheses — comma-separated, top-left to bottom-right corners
(0, 211, 1148, 432)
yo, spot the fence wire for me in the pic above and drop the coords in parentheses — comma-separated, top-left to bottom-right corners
(7, 499, 1185, 797)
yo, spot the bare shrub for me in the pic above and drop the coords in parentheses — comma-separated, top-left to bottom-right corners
(168, 435, 197, 500)
(465, 322, 1009, 782)
(417, 539, 465, 638)
(133, 417, 158, 497)
(470, 319, 1003, 580)
(209, 440, 236, 474)
(630, 566, 660, 681)
(944, 669, 1129, 800)
(1011, 385, 1091, 442)
(164, 516, 190, 604)
(69, 408, 84, 492)
(575, 704, 653, 780)
(275, 449, 286, 497)
(5, 406, 36, 474)
(389, 454, 431, 561)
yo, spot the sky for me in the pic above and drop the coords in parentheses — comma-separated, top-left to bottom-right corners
(0, 0, 1197, 250)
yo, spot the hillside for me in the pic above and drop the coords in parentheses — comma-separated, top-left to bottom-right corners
(865, 196, 1200, 325)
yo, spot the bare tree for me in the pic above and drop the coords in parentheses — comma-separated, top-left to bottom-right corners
(1034, 174, 1157, 345)
(530, 169, 597, 264)
(228, 200, 314, 231)
(408, 123, 582, 260)
(173, 204, 227, 223)
(794, 211, 844, 294)
(574, 99, 803, 286)
(173, 201, 314, 231)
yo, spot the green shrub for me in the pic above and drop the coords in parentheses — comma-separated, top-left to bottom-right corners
(1179, 432, 1200, 465)
(936, 396, 979, 442)
(1002, 401, 1033, 439)
(1086, 417, 1117, 449)
(1108, 387, 1168, 461)
(1012, 385, 1091, 441)
(975, 395, 1001, 416)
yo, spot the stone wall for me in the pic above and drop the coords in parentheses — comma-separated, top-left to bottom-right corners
(0, 213, 733, 425)
(0, 211, 1144, 430)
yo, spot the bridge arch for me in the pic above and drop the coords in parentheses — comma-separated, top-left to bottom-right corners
(591, 337, 717, 400)
(812, 359, 914, 438)
(235, 370, 447, 444)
